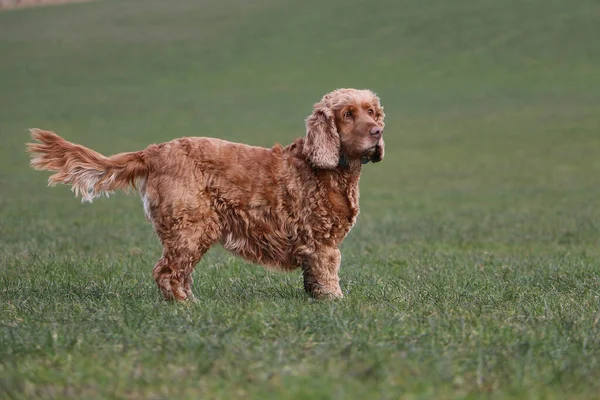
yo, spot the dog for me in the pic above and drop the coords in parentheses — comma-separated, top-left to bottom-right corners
(27, 88, 385, 301)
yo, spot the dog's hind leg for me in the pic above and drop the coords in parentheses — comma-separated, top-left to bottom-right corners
(153, 251, 201, 302)
(152, 216, 221, 301)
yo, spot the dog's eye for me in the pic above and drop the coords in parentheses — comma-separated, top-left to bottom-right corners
(368, 109, 375, 116)
(344, 110, 353, 118)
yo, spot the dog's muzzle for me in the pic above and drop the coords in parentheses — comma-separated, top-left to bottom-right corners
(370, 142, 384, 163)
(363, 139, 384, 164)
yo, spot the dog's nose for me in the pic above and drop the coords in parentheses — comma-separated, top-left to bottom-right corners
(370, 126, 383, 137)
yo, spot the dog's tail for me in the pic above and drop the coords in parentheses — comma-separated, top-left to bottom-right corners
(27, 129, 149, 202)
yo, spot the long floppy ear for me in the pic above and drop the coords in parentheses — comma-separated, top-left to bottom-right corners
(303, 104, 340, 169)
(373, 93, 385, 163)
(372, 93, 385, 129)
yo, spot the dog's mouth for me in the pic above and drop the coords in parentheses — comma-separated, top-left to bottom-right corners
(371, 143, 384, 163)
(360, 146, 376, 164)
(361, 143, 383, 164)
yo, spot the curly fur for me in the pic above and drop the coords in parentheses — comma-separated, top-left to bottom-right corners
(27, 88, 385, 301)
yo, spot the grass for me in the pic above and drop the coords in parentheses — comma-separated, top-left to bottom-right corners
(1, 0, 600, 398)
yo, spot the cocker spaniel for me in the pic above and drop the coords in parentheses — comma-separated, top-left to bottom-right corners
(27, 88, 385, 300)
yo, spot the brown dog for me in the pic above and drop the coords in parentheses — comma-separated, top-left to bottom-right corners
(27, 88, 385, 301)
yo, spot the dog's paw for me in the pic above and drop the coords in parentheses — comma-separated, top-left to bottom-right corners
(311, 285, 344, 300)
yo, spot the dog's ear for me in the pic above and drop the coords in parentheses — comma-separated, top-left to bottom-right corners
(371, 92, 385, 163)
(303, 103, 340, 169)
(372, 93, 385, 129)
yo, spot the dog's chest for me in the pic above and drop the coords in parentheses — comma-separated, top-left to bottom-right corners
(315, 176, 360, 243)
(327, 188, 357, 224)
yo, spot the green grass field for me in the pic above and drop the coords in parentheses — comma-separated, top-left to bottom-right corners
(1, 0, 600, 398)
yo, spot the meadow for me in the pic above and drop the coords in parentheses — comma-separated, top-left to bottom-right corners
(1, 0, 599, 398)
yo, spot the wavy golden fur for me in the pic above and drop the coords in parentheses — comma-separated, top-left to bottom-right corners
(27, 88, 385, 301)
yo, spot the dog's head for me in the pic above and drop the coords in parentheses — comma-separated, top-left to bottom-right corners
(303, 88, 385, 169)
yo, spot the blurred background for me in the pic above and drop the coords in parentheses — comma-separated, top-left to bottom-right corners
(1, 0, 599, 257)
(1, 1, 600, 397)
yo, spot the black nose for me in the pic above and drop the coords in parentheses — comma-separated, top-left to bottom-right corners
(370, 126, 383, 137)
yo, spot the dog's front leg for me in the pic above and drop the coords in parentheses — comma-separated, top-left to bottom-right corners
(302, 247, 344, 299)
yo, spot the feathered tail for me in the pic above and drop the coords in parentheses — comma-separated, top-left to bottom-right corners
(27, 129, 148, 202)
